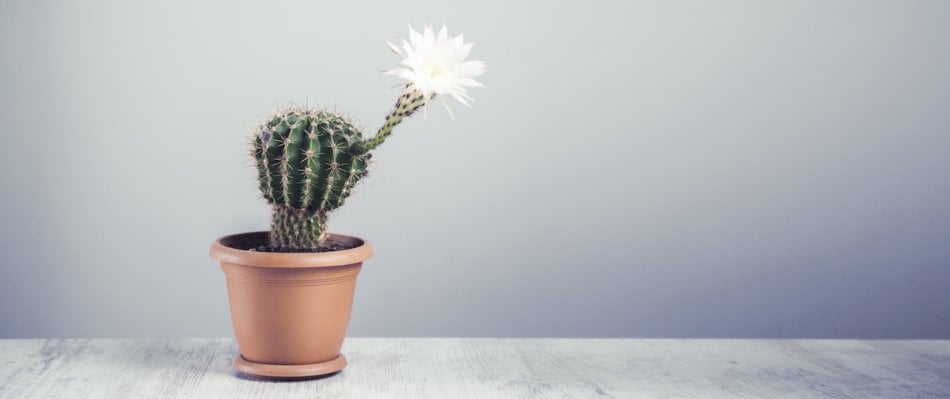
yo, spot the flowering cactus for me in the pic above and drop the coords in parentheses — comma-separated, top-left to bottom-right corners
(252, 25, 485, 251)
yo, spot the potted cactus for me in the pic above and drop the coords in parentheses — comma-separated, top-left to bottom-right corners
(209, 25, 485, 379)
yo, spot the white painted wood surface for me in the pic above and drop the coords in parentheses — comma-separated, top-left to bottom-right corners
(0, 338, 947, 398)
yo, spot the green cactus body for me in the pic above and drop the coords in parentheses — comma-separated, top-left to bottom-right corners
(252, 107, 369, 250)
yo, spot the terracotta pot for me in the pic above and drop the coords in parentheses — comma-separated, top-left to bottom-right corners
(209, 231, 372, 378)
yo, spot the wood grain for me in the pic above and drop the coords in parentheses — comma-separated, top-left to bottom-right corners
(0, 338, 947, 398)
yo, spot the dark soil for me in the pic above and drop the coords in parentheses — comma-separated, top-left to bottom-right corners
(223, 232, 362, 253)
(243, 242, 355, 253)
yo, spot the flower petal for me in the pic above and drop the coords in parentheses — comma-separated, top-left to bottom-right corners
(438, 25, 448, 41)
(387, 40, 405, 58)
(409, 25, 423, 50)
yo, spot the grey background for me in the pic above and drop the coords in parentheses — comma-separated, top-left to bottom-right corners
(1, 0, 948, 339)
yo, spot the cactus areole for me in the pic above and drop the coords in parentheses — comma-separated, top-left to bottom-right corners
(249, 25, 484, 252)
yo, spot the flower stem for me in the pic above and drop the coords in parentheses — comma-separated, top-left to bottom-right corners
(353, 88, 428, 154)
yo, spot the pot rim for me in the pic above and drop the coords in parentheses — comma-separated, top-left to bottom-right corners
(210, 231, 372, 268)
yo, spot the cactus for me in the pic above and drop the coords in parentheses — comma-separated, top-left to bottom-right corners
(249, 25, 484, 252)
(252, 106, 370, 250)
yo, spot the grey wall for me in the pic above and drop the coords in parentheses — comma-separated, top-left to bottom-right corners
(1, 0, 948, 339)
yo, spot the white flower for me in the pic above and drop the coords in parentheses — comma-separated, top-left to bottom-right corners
(386, 25, 485, 113)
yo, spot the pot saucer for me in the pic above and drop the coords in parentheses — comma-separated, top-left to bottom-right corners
(234, 354, 347, 379)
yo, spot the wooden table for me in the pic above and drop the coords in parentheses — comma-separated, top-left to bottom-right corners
(1, 338, 947, 398)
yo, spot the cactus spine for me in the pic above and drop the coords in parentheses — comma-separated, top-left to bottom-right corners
(253, 107, 369, 250)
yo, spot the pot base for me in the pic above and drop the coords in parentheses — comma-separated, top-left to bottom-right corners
(233, 354, 348, 379)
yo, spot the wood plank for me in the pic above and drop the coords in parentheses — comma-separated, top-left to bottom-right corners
(0, 338, 947, 398)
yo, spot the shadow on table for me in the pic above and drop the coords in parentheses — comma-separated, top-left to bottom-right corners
(233, 370, 343, 382)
